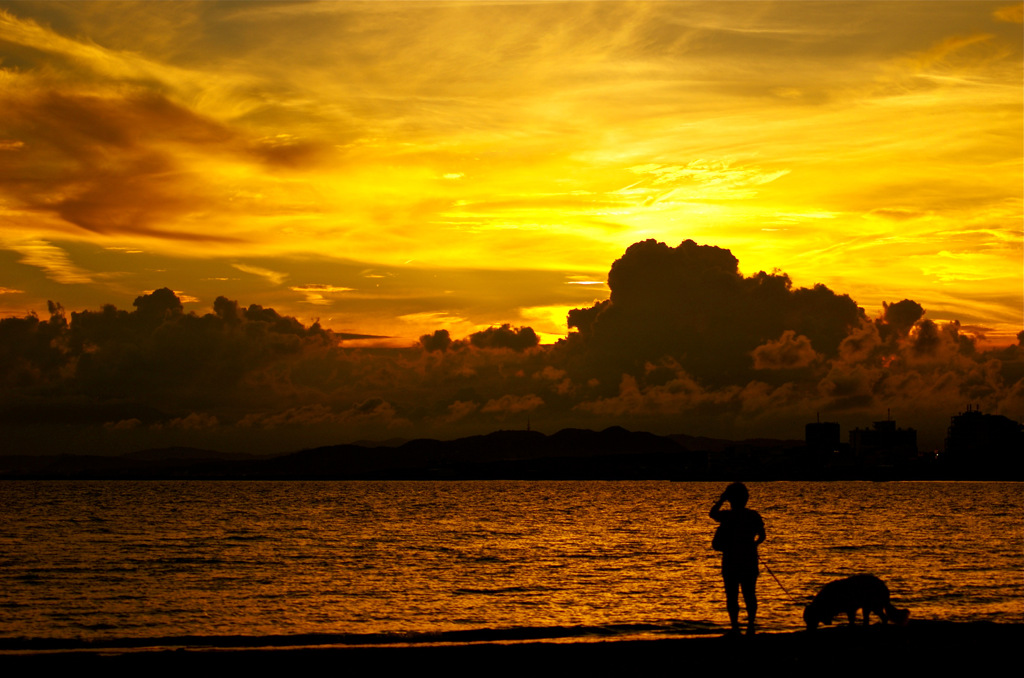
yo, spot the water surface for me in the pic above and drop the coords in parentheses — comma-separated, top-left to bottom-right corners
(1, 480, 1019, 646)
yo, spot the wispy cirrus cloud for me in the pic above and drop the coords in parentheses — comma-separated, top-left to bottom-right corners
(232, 264, 287, 286)
(3, 239, 93, 284)
(290, 284, 356, 305)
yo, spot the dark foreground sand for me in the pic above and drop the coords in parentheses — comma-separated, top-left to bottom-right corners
(1, 621, 1019, 673)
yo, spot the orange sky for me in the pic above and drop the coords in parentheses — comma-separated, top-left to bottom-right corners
(1, 1, 1022, 346)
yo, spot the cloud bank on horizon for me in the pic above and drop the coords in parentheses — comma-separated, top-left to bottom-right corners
(0, 1, 1021, 346)
(2, 239, 1021, 456)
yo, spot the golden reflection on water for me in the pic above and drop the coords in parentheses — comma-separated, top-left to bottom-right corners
(0, 481, 1020, 642)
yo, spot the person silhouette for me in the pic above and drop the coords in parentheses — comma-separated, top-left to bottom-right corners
(710, 482, 766, 635)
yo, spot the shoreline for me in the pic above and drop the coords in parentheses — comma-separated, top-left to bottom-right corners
(2, 621, 1020, 670)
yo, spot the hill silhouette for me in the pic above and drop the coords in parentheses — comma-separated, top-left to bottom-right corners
(5, 424, 1015, 480)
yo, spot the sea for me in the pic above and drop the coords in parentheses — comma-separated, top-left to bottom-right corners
(1, 480, 1020, 651)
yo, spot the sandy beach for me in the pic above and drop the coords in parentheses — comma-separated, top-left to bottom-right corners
(2, 621, 1019, 672)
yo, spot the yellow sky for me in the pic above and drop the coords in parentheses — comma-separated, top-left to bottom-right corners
(1, 1, 1021, 344)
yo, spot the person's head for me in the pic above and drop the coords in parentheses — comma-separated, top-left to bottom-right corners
(724, 482, 749, 508)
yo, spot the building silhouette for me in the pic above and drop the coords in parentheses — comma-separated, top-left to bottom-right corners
(805, 420, 841, 455)
(943, 406, 1024, 476)
(849, 416, 917, 466)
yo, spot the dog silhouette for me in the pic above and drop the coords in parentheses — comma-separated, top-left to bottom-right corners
(804, 574, 910, 630)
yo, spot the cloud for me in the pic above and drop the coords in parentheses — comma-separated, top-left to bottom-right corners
(533, 366, 567, 382)
(993, 4, 1023, 23)
(467, 324, 540, 352)
(239, 404, 339, 429)
(290, 284, 355, 305)
(3, 239, 93, 284)
(237, 400, 410, 431)
(420, 329, 453, 353)
(481, 393, 544, 416)
(440, 400, 480, 424)
(53, 288, 332, 410)
(0, 239, 1020, 454)
(0, 90, 251, 241)
(0, 9, 193, 87)
(104, 418, 142, 431)
(626, 160, 790, 201)
(839, 320, 883, 364)
(881, 299, 925, 336)
(233, 264, 288, 286)
(1, 2, 1018, 349)
(162, 412, 220, 431)
(564, 239, 863, 387)
(751, 331, 821, 370)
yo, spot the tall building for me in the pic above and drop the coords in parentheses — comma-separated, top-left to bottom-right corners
(944, 406, 1024, 475)
(849, 417, 917, 466)
(805, 420, 840, 455)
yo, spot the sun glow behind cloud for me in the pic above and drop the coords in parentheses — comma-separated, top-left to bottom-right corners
(0, 1, 1020, 343)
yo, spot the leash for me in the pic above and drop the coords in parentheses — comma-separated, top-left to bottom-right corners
(758, 550, 802, 605)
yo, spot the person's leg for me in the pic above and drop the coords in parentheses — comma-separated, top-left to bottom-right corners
(740, 573, 758, 634)
(724, 570, 741, 632)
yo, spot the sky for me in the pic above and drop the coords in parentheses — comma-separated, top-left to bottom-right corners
(1, 1, 1022, 455)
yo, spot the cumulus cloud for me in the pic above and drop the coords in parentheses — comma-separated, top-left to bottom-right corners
(419, 329, 453, 352)
(481, 393, 544, 416)
(468, 324, 540, 351)
(161, 412, 220, 431)
(882, 299, 925, 337)
(576, 373, 702, 417)
(237, 400, 408, 431)
(104, 418, 142, 431)
(564, 239, 863, 387)
(0, 239, 1020, 454)
(838, 320, 883, 364)
(533, 366, 567, 381)
(239, 405, 339, 429)
(751, 331, 821, 370)
(440, 400, 480, 424)
(419, 324, 540, 353)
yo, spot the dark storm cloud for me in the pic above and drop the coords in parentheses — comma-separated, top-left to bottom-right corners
(751, 331, 821, 370)
(419, 329, 452, 352)
(563, 239, 863, 387)
(1, 240, 1021, 455)
(0, 307, 68, 388)
(881, 299, 925, 337)
(912, 319, 943, 357)
(420, 324, 540, 353)
(557, 240, 1022, 445)
(467, 324, 539, 352)
(0, 288, 331, 415)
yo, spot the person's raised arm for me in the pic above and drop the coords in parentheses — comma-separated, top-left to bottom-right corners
(710, 492, 727, 520)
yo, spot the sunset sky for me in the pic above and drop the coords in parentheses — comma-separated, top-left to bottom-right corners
(1, 1, 1022, 455)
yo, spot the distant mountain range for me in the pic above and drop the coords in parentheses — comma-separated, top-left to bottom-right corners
(4, 428, 1015, 481)
(2, 425, 1017, 481)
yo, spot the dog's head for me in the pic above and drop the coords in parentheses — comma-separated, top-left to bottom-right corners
(803, 603, 833, 630)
